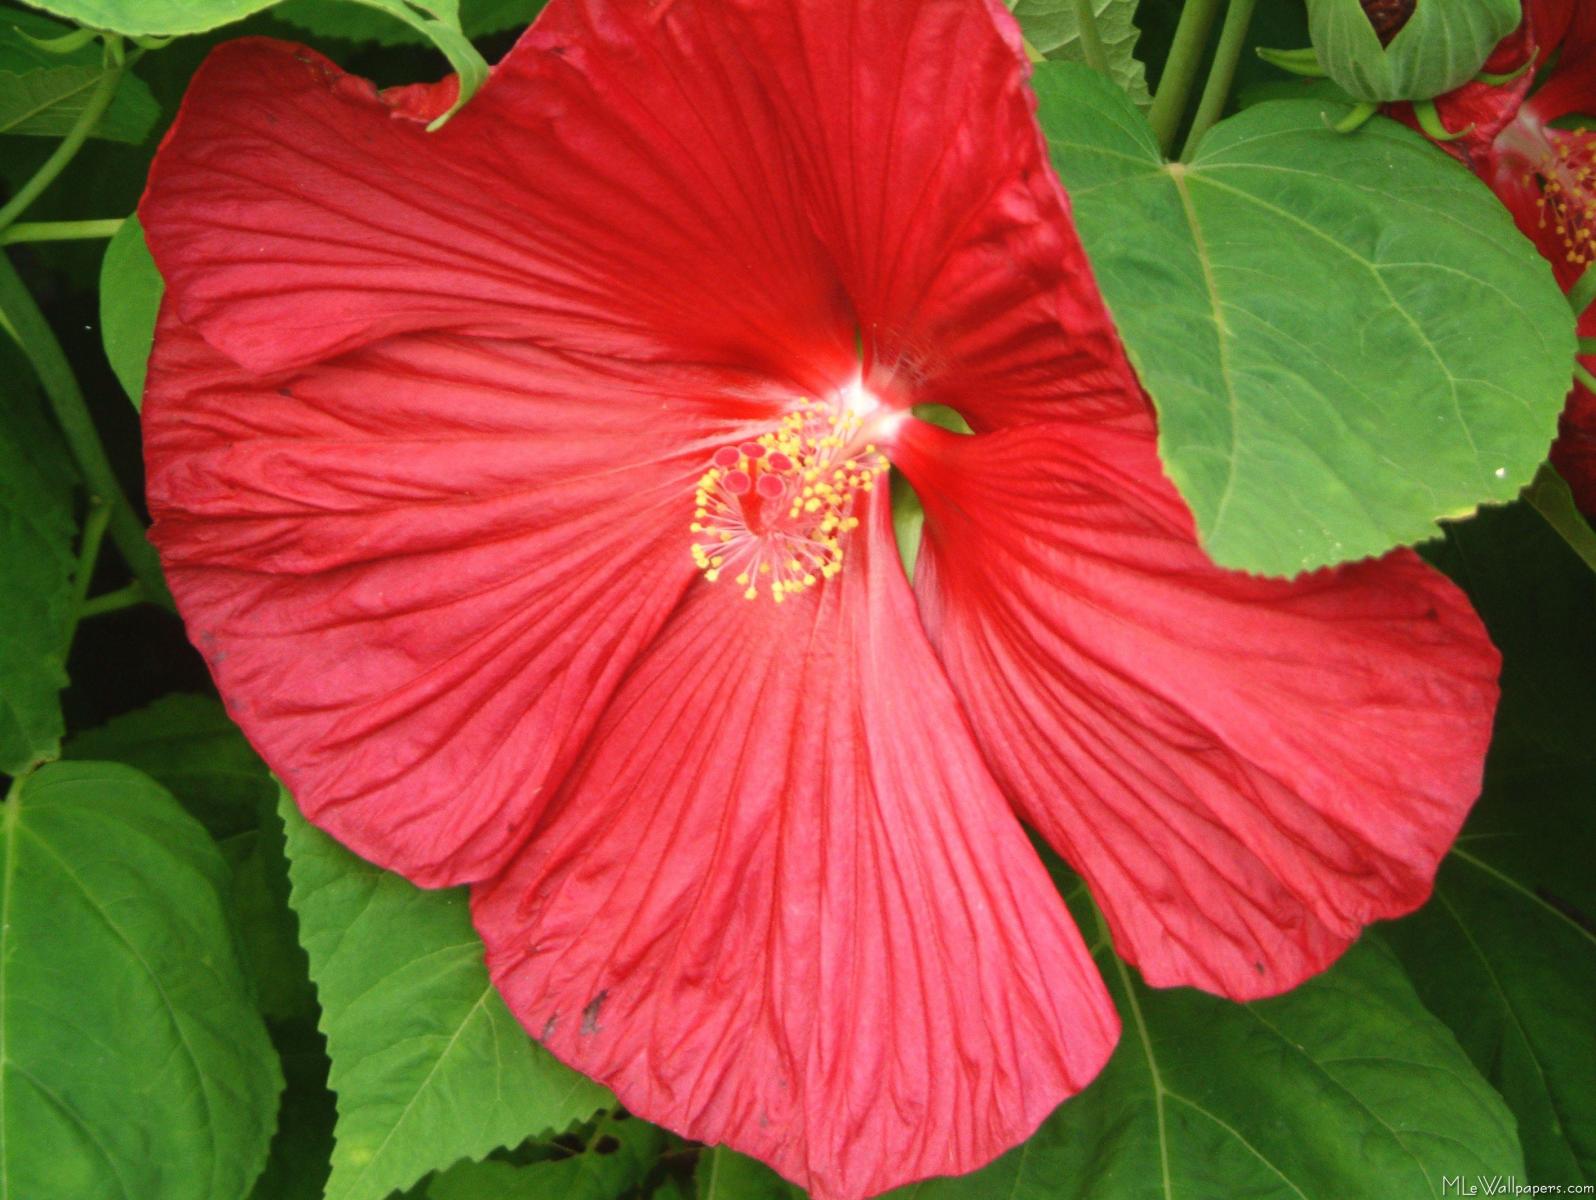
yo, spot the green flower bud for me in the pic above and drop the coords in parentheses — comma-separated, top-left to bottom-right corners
(1305, 0, 1521, 102)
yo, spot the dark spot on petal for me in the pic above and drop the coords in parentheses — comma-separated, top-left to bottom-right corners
(541, 1014, 557, 1040)
(593, 1135, 620, 1155)
(1254, 961, 1266, 974)
(581, 990, 608, 1035)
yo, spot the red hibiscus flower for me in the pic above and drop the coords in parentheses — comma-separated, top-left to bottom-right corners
(139, 2, 1500, 1196)
(1396, 0, 1596, 515)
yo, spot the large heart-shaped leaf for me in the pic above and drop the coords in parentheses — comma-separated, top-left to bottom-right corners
(0, 762, 281, 1200)
(279, 793, 611, 1200)
(889, 913, 1523, 1198)
(1386, 502, 1596, 1185)
(15, 0, 280, 36)
(1035, 63, 1575, 575)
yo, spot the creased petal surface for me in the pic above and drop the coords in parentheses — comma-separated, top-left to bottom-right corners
(471, 502, 1117, 1200)
(141, 0, 1121, 886)
(899, 417, 1500, 1001)
(140, 2, 1133, 419)
(143, 312, 758, 885)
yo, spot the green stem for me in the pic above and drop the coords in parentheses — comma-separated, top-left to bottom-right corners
(69, 499, 110, 614)
(1148, 0, 1224, 155)
(0, 253, 173, 610)
(79, 582, 147, 619)
(63, 498, 111, 652)
(1069, 0, 1111, 76)
(0, 53, 123, 235)
(1, 218, 124, 246)
(1525, 464, 1596, 573)
(1576, 361, 1596, 393)
(1568, 262, 1596, 319)
(1180, 0, 1258, 160)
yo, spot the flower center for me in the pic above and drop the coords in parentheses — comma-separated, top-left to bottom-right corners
(1529, 128, 1596, 269)
(690, 390, 891, 603)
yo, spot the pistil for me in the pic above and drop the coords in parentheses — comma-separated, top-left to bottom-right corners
(690, 392, 892, 603)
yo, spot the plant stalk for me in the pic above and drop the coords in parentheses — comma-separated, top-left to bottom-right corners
(0, 253, 172, 610)
(1, 219, 124, 245)
(63, 499, 111, 652)
(1069, 0, 1111, 76)
(1568, 263, 1596, 319)
(1148, 0, 1224, 155)
(1180, 0, 1259, 160)
(0, 54, 124, 236)
(79, 582, 147, 619)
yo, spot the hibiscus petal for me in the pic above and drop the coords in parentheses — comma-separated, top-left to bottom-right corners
(140, 4, 1133, 421)
(471, 499, 1117, 1200)
(899, 416, 1500, 1000)
(139, 29, 855, 381)
(1523, 0, 1596, 124)
(1552, 373, 1596, 518)
(143, 310, 763, 885)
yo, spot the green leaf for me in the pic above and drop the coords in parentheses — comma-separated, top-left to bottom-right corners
(273, 0, 547, 43)
(1307, 0, 1521, 102)
(98, 213, 163, 407)
(65, 692, 275, 837)
(329, 1, 488, 126)
(0, 354, 76, 776)
(0, 762, 282, 1200)
(250, 1018, 337, 1200)
(1034, 64, 1575, 575)
(16, 0, 489, 119)
(892, 924, 1523, 1199)
(67, 694, 316, 1019)
(695, 1146, 805, 1200)
(0, 10, 159, 143)
(1385, 502, 1596, 1185)
(1008, 0, 1152, 107)
(12, 0, 283, 37)
(221, 820, 320, 1021)
(279, 791, 611, 1200)
(0, 65, 159, 142)
(426, 1111, 665, 1200)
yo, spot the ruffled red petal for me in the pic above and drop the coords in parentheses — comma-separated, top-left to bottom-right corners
(471, 500, 1117, 1200)
(898, 415, 1500, 1000)
(143, 312, 751, 885)
(141, 2, 1138, 424)
(140, 32, 855, 385)
(1523, 0, 1596, 124)
(140, 0, 1135, 889)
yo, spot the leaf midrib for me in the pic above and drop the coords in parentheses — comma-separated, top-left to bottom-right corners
(0, 66, 105, 135)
